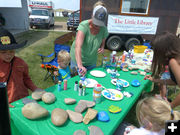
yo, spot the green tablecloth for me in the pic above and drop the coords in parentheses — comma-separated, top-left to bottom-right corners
(10, 67, 152, 135)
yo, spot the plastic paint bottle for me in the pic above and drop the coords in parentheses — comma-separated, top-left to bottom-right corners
(82, 84, 86, 96)
(102, 56, 107, 68)
(93, 84, 102, 103)
(79, 84, 82, 96)
(112, 51, 117, 63)
(58, 81, 61, 91)
(74, 81, 78, 91)
(121, 54, 126, 63)
(64, 79, 67, 90)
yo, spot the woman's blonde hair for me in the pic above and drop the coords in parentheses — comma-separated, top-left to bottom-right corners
(136, 97, 180, 131)
(93, 0, 106, 8)
(57, 50, 70, 63)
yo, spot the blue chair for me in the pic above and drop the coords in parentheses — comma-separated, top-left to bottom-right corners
(38, 44, 70, 81)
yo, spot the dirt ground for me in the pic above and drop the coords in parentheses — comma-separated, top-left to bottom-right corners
(29, 21, 70, 32)
(49, 22, 69, 32)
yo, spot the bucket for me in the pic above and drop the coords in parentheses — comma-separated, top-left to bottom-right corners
(134, 45, 147, 53)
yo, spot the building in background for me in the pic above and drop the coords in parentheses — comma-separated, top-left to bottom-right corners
(0, 0, 29, 34)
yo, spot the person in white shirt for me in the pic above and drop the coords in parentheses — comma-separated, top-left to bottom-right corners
(124, 97, 180, 135)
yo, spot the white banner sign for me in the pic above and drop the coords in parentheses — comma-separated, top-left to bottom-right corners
(108, 15, 159, 35)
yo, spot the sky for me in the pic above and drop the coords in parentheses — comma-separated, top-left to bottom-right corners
(52, 0, 80, 11)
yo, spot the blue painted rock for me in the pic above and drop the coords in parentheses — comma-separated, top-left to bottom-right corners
(131, 79, 140, 87)
(97, 111, 110, 122)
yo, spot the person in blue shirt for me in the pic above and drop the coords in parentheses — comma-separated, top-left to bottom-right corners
(54, 50, 71, 82)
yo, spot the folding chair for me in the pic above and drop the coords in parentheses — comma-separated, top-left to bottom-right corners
(38, 44, 70, 81)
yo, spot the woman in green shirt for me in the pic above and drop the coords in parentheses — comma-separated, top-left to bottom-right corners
(70, 1, 109, 76)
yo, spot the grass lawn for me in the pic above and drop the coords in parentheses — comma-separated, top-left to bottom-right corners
(54, 17, 68, 22)
(15, 30, 180, 128)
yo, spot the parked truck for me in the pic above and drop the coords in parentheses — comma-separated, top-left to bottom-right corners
(67, 10, 80, 30)
(80, 0, 180, 51)
(29, 0, 54, 29)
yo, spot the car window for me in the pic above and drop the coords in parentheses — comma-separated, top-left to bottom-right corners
(70, 13, 79, 18)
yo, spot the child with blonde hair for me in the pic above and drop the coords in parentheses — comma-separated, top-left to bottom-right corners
(54, 50, 71, 82)
(124, 97, 180, 135)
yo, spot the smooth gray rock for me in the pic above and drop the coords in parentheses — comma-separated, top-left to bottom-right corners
(79, 100, 95, 108)
(140, 71, 146, 76)
(66, 110, 83, 123)
(131, 71, 138, 75)
(51, 108, 68, 126)
(42, 92, 56, 104)
(88, 126, 104, 135)
(22, 102, 49, 120)
(64, 98, 76, 105)
(75, 101, 87, 113)
(144, 68, 151, 73)
(31, 89, 46, 100)
(73, 130, 86, 135)
(122, 68, 129, 72)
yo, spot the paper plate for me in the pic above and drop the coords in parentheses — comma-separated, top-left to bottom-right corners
(102, 89, 123, 101)
(84, 78, 98, 88)
(111, 79, 129, 87)
(90, 70, 106, 77)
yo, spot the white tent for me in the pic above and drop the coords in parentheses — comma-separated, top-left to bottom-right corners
(0, 0, 29, 34)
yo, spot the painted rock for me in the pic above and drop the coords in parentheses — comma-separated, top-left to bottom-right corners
(42, 92, 56, 104)
(108, 105, 121, 113)
(97, 111, 110, 122)
(22, 102, 49, 120)
(79, 100, 95, 108)
(131, 79, 140, 87)
(66, 110, 83, 123)
(75, 101, 87, 113)
(88, 126, 104, 135)
(31, 89, 46, 100)
(73, 130, 86, 135)
(64, 98, 76, 104)
(51, 108, 68, 126)
(83, 108, 98, 124)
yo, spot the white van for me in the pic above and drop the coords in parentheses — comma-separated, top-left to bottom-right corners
(29, 0, 54, 29)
